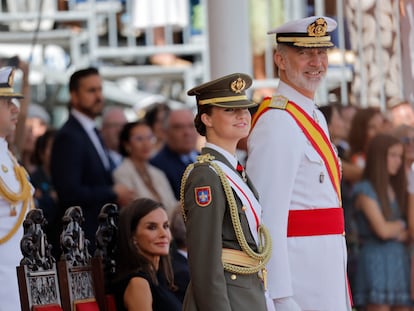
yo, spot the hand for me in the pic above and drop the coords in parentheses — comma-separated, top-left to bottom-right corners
(113, 183, 136, 207)
(396, 228, 409, 242)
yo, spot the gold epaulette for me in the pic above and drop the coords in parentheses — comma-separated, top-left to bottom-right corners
(268, 95, 288, 110)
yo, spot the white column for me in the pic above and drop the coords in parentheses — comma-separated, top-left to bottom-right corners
(206, 0, 252, 79)
(283, 0, 307, 21)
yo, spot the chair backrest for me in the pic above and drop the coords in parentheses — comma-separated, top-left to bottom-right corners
(57, 206, 100, 311)
(17, 208, 63, 311)
(93, 203, 119, 311)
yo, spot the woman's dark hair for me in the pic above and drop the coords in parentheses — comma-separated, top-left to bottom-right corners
(348, 107, 382, 156)
(115, 198, 176, 289)
(363, 134, 406, 219)
(118, 119, 150, 157)
(194, 105, 213, 136)
(170, 206, 186, 249)
(31, 129, 56, 166)
(144, 103, 170, 129)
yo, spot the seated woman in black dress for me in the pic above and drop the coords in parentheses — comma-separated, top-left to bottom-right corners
(114, 198, 182, 311)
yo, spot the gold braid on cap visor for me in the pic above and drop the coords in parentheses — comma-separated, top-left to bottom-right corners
(198, 95, 248, 106)
(277, 35, 332, 45)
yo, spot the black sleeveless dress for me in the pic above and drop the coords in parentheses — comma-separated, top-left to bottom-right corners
(114, 270, 182, 311)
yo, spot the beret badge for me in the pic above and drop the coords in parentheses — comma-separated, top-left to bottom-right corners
(307, 17, 328, 37)
(230, 77, 246, 94)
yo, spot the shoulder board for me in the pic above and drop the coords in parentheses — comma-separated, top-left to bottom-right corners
(268, 95, 288, 110)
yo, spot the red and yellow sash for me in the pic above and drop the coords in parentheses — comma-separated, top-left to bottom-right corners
(251, 96, 342, 204)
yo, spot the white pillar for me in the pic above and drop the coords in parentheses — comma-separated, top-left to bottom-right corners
(206, 0, 252, 79)
(283, 0, 307, 20)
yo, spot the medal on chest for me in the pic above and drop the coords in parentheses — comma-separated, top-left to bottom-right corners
(10, 205, 16, 216)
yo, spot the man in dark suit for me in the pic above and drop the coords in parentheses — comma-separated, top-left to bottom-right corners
(50, 67, 135, 255)
(150, 108, 199, 199)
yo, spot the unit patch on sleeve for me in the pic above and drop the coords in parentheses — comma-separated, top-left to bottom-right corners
(195, 186, 211, 207)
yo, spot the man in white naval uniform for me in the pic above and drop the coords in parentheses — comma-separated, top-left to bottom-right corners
(0, 67, 33, 310)
(246, 17, 352, 311)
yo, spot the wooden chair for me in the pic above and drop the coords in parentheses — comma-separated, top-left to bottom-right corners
(17, 208, 63, 311)
(57, 206, 101, 311)
(93, 203, 119, 311)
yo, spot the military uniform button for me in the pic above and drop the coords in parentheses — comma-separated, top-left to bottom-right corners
(231, 274, 237, 280)
(241, 206, 247, 211)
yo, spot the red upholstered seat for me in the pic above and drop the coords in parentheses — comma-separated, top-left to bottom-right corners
(32, 304, 63, 311)
(105, 294, 117, 311)
(74, 299, 100, 311)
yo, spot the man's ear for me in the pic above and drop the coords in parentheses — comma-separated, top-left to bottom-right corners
(274, 52, 285, 71)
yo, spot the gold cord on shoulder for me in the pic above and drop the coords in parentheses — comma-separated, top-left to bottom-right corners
(180, 154, 272, 275)
(0, 153, 33, 244)
(0, 163, 31, 203)
(0, 198, 32, 244)
(180, 163, 193, 223)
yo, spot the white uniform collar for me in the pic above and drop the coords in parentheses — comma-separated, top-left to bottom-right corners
(277, 81, 317, 114)
(204, 142, 238, 169)
(0, 137, 7, 150)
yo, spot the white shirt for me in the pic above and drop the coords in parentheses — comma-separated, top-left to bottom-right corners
(71, 109, 111, 170)
(204, 142, 238, 169)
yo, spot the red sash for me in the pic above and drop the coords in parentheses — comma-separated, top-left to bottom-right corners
(287, 208, 345, 237)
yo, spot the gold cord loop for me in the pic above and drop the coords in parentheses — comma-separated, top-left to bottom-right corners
(0, 152, 33, 244)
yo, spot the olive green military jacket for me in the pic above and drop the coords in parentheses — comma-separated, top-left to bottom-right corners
(181, 147, 267, 311)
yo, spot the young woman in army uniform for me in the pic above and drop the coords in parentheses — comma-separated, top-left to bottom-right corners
(181, 73, 272, 311)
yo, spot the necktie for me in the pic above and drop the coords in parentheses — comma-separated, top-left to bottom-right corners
(236, 162, 247, 182)
(94, 127, 115, 171)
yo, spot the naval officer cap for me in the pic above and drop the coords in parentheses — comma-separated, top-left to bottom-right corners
(0, 66, 23, 98)
(268, 16, 337, 48)
(187, 73, 257, 109)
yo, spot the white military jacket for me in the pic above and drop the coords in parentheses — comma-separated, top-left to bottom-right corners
(0, 138, 33, 311)
(246, 81, 352, 311)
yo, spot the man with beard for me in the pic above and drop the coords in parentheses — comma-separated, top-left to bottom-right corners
(246, 17, 352, 311)
(50, 67, 135, 255)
